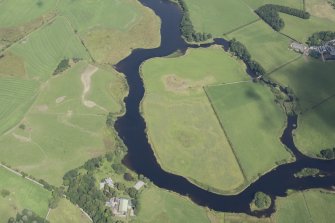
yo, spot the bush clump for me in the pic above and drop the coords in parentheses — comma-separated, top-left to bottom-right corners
(53, 58, 70, 75)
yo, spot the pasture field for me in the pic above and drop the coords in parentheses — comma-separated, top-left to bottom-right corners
(0, 52, 26, 78)
(269, 58, 335, 155)
(280, 13, 335, 43)
(58, 0, 160, 64)
(141, 47, 249, 193)
(306, 0, 335, 22)
(273, 190, 335, 223)
(242, 0, 303, 9)
(0, 0, 57, 27)
(0, 166, 50, 222)
(205, 82, 292, 184)
(0, 62, 127, 185)
(134, 187, 211, 223)
(227, 20, 300, 73)
(184, 0, 258, 36)
(47, 198, 91, 223)
(10, 17, 90, 81)
(0, 78, 39, 135)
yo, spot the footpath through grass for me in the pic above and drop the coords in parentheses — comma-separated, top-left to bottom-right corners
(0, 62, 127, 185)
(0, 166, 50, 221)
(206, 82, 292, 185)
(141, 47, 248, 194)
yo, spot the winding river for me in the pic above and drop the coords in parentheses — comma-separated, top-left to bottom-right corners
(114, 0, 335, 216)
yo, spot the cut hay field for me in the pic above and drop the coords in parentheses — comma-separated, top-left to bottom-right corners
(242, 0, 303, 9)
(58, 0, 160, 64)
(273, 190, 335, 223)
(269, 58, 335, 155)
(47, 198, 91, 223)
(205, 82, 293, 184)
(141, 47, 250, 193)
(10, 17, 90, 82)
(0, 78, 39, 135)
(184, 0, 258, 36)
(0, 166, 50, 222)
(0, 62, 128, 185)
(227, 20, 300, 73)
(306, 0, 335, 22)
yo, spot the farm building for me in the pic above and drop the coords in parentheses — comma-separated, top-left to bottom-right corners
(106, 197, 134, 217)
(290, 42, 308, 53)
(134, 181, 145, 190)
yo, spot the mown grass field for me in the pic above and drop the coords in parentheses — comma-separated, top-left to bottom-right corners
(273, 190, 335, 223)
(242, 0, 303, 9)
(0, 166, 50, 222)
(206, 82, 292, 184)
(0, 62, 127, 185)
(306, 0, 335, 22)
(270, 58, 335, 155)
(0, 78, 39, 135)
(10, 17, 90, 82)
(135, 187, 211, 223)
(227, 20, 300, 73)
(47, 198, 91, 223)
(0, 0, 56, 27)
(141, 47, 250, 193)
(57, 0, 160, 64)
(184, 0, 258, 36)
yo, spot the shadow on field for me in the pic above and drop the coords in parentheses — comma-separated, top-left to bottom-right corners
(270, 58, 335, 130)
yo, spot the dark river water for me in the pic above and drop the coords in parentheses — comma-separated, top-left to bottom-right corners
(114, 0, 335, 216)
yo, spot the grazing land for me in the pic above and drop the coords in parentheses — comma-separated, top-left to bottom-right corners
(183, 0, 258, 36)
(272, 190, 335, 223)
(227, 20, 300, 72)
(242, 0, 303, 10)
(135, 187, 211, 223)
(270, 58, 335, 155)
(206, 82, 292, 187)
(0, 62, 127, 185)
(0, 166, 50, 221)
(58, 0, 160, 64)
(47, 198, 92, 223)
(141, 47, 248, 193)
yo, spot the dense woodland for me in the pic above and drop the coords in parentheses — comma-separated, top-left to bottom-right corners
(307, 31, 335, 46)
(255, 4, 310, 31)
(229, 39, 266, 76)
(177, 0, 212, 42)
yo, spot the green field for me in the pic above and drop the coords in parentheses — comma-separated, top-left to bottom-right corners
(0, 166, 50, 222)
(135, 187, 212, 223)
(141, 47, 250, 193)
(273, 190, 335, 223)
(227, 20, 300, 73)
(270, 58, 335, 155)
(0, 0, 56, 27)
(206, 82, 292, 184)
(57, 0, 160, 64)
(0, 78, 39, 135)
(242, 0, 303, 9)
(0, 62, 127, 185)
(47, 198, 91, 223)
(184, 0, 258, 36)
(10, 17, 90, 81)
(306, 0, 335, 22)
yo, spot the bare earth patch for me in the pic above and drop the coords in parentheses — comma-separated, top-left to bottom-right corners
(12, 133, 31, 142)
(163, 74, 215, 94)
(55, 96, 66, 104)
(36, 104, 48, 112)
(81, 65, 99, 108)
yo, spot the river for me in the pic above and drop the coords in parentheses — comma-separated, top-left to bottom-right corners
(114, 0, 335, 217)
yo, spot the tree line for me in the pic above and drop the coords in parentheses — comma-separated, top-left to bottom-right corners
(8, 209, 48, 223)
(307, 31, 335, 46)
(176, 0, 212, 42)
(229, 39, 266, 76)
(255, 4, 310, 31)
(319, 148, 335, 160)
